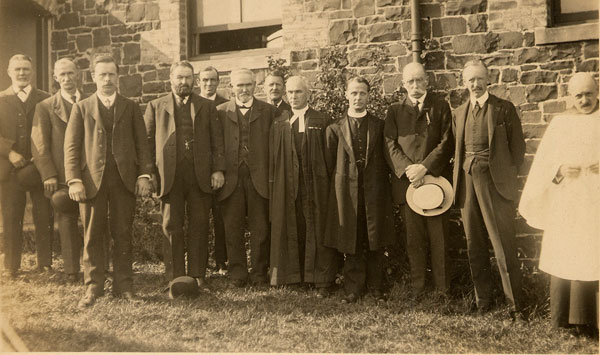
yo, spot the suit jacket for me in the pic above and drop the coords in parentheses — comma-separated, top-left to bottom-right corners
(0, 86, 50, 160)
(144, 92, 225, 197)
(31, 92, 88, 183)
(452, 94, 525, 204)
(217, 98, 279, 201)
(323, 113, 395, 254)
(269, 108, 332, 284)
(275, 100, 291, 114)
(64, 93, 153, 199)
(384, 93, 453, 204)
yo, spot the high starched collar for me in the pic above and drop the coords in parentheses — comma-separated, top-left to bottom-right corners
(470, 91, 489, 108)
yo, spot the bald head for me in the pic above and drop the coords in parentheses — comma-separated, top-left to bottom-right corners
(568, 72, 599, 114)
(402, 62, 428, 100)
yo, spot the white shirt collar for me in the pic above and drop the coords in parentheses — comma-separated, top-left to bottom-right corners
(408, 91, 427, 107)
(96, 91, 117, 107)
(348, 108, 367, 118)
(61, 89, 81, 104)
(470, 91, 489, 108)
(202, 93, 217, 101)
(13, 84, 32, 101)
(236, 97, 254, 108)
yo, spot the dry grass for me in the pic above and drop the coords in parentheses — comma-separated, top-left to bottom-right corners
(0, 254, 598, 353)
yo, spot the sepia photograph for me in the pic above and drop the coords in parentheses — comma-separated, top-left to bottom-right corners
(0, 0, 598, 352)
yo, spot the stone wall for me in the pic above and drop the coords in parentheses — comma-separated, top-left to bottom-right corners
(281, 0, 598, 265)
(48, 0, 599, 266)
(51, 0, 185, 107)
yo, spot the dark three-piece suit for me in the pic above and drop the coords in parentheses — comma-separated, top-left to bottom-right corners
(144, 92, 224, 280)
(384, 93, 453, 293)
(0, 86, 52, 273)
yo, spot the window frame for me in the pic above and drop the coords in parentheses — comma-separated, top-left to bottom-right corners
(188, 0, 283, 59)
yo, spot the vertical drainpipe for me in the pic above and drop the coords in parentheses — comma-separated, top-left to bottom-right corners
(411, 0, 423, 63)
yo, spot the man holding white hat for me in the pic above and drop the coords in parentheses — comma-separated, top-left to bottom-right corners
(384, 62, 454, 296)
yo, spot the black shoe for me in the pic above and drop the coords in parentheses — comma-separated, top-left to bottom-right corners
(196, 277, 210, 291)
(77, 294, 97, 309)
(341, 293, 358, 304)
(231, 279, 246, 288)
(67, 273, 80, 284)
(121, 291, 141, 303)
(316, 287, 330, 299)
(37, 265, 52, 273)
(372, 290, 387, 302)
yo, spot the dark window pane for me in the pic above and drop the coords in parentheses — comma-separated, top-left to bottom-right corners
(198, 25, 282, 54)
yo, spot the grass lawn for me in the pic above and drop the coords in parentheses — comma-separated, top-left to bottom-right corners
(0, 254, 598, 353)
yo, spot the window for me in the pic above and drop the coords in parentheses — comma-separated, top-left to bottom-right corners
(535, 0, 598, 45)
(550, 0, 598, 26)
(189, 0, 283, 57)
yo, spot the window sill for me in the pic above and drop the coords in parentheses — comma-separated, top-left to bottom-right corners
(534, 22, 599, 45)
(188, 48, 289, 73)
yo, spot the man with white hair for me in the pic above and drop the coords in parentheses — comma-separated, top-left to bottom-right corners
(0, 54, 52, 278)
(217, 68, 280, 287)
(519, 72, 599, 335)
(31, 58, 86, 283)
(384, 62, 453, 296)
(269, 76, 337, 296)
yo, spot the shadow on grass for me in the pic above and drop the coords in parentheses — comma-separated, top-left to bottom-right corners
(20, 325, 188, 352)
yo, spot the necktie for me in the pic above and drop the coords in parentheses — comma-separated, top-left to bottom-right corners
(17, 90, 27, 103)
(104, 99, 112, 109)
(414, 101, 420, 114)
(239, 105, 250, 115)
(71, 96, 77, 104)
(472, 102, 481, 116)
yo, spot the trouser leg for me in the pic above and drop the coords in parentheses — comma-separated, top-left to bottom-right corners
(160, 179, 186, 281)
(403, 204, 428, 294)
(550, 275, 570, 328)
(80, 186, 108, 296)
(212, 195, 227, 267)
(186, 185, 211, 279)
(0, 179, 26, 272)
(107, 168, 136, 295)
(470, 160, 523, 311)
(427, 214, 450, 293)
(220, 171, 248, 282)
(246, 173, 270, 284)
(30, 186, 54, 268)
(461, 170, 493, 309)
(57, 211, 82, 274)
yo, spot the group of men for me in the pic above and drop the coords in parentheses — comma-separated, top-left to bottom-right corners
(0, 52, 596, 330)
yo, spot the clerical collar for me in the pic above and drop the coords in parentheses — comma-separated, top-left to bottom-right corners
(201, 93, 217, 101)
(470, 91, 489, 108)
(97, 91, 117, 107)
(61, 89, 81, 104)
(347, 109, 367, 118)
(291, 105, 309, 116)
(236, 97, 254, 108)
(408, 91, 427, 107)
(13, 84, 31, 97)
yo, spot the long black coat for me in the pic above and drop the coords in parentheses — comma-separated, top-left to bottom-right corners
(269, 108, 337, 285)
(323, 113, 395, 254)
(384, 93, 453, 204)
